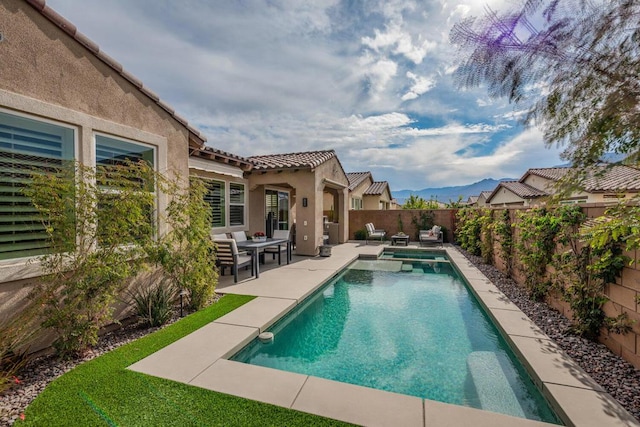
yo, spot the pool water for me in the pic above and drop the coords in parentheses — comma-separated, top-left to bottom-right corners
(231, 258, 561, 424)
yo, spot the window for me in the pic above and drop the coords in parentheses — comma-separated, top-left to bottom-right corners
(229, 182, 245, 226)
(351, 197, 362, 210)
(95, 135, 156, 243)
(0, 111, 74, 260)
(204, 180, 225, 227)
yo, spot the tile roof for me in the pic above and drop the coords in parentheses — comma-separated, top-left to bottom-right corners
(346, 172, 372, 191)
(248, 150, 337, 171)
(524, 165, 640, 192)
(26, 0, 206, 146)
(479, 190, 493, 199)
(490, 181, 549, 200)
(190, 146, 253, 169)
(363, 181, 389, 196)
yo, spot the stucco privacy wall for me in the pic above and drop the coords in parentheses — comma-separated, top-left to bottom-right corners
(0, 0, 198, 341)
(349, 209, 456, 243)
(488, 205, 640, 370)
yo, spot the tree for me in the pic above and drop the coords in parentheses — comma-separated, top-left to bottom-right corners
(24, 161, 157, 357)
(450, 0, 640, 174)
(402, 194, 439, 209)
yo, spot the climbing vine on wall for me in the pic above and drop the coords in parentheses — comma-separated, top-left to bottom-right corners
(494, 209, 513, 275)
(455, 208, 483, 256)
(514, 207, 559, 300)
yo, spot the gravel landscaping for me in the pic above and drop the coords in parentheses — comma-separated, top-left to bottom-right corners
(2, 250, 640, 425)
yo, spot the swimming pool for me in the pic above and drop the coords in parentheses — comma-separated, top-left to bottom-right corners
(231, 255, 561, 424)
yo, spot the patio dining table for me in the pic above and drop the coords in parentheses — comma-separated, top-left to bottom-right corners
(235, 237, 291, 278)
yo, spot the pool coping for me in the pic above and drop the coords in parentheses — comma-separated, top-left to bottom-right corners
(128, 243, 639, 427)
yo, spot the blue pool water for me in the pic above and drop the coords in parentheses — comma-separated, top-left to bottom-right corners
(231, 257, 560, 423)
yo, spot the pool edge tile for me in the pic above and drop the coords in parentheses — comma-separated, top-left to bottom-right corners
(214, 296, 297, 333)
(543, 383, 640, 427)
(128, 322, 258, 383)
(190, 359, 309, 409)
(424, 399, 558, 427)
(292, 375, 424, 427)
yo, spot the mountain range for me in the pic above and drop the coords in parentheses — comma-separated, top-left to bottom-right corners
(392, 178, 515, 205)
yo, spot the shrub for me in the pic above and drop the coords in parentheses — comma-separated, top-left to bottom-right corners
(354, 229, 367, 240)
(24, 161, 156, 358)
(0, 303, 40, 393)
(128, 279, 177, 327)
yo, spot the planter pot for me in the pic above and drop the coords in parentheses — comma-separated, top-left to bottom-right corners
(319, 245, 332, 257)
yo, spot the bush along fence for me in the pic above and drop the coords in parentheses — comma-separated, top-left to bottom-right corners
(456, 204, 640, 369)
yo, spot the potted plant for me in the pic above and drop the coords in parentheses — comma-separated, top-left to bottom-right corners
(253, 231, 266, 242)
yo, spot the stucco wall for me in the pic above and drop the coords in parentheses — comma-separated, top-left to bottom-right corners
(488, 187, 527, 206)
(0, 1, 196, 350)
(349, 209, 456, 243)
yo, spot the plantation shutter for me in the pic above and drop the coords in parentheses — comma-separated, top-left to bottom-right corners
(0, 112, 74, 260)
(204, 180, 225, 227)
(229, 183, 244, 226)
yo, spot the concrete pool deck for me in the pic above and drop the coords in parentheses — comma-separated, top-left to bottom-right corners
(129, 243, 639, 427)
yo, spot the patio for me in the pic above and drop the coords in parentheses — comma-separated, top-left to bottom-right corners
(129, 243, 639, 427)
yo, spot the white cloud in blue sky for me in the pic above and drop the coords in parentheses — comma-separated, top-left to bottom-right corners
(46, 0, 564, 190)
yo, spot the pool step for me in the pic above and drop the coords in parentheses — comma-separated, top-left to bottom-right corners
(467, 351, 525, 418)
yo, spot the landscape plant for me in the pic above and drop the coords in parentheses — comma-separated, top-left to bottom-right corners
(455, 208, 483, 256)
(513, 207, 558, 300)
(411, 210, 434, 240)
(128, 277, 177, 328)
(494, 209, 514, 275)
(479, 209, 494, 265)
(551, 205, 631, 339)
(24, 161, 157, 358)
(150, 177, 218, 310)
(0, 301, 41, 393)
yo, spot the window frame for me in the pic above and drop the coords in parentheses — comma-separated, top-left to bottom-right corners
(204, 178, 226, 228)
(0, 108, 78, 262)
(93, 133, 158, 243)
(228, 182, 246, 227)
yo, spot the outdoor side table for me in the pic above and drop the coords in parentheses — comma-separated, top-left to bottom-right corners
(391, 234, 409, 246)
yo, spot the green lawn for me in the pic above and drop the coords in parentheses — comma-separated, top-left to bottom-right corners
(17, 294, 350, 426)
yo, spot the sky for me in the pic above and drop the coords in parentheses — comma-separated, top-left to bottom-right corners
(46, 0, 564, 191)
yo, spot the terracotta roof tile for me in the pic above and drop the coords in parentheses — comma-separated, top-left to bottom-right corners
(248, 150, 337, 170)
(364, 181, 389, 195)
(497, 181, 549, 199)
(28, 1, 206, 146)
(191, 146, 253, 169)
(525, 165, 640, 192)
(346, 172, 372, 191)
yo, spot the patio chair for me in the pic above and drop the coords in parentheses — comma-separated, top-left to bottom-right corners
(214, 238, 254, 283)
(262, 229, 291, 264)
(419, 225, 443, 247)
(365, 223, 386, 245)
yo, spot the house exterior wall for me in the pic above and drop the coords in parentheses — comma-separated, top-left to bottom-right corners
(488, 188, 527, 206)
(348, 177, 373, 209)
(0, 1, 195, 348)
(189, 167, 249, 236)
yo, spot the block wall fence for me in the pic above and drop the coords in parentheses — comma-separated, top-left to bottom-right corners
(348, 207, 640, 370)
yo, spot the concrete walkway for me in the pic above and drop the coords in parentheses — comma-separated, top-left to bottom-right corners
(129, 243, 639, 427)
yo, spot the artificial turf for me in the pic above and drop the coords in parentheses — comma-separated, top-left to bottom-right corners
(17, 294, 350, 426)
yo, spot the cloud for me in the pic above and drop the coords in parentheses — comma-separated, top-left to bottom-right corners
(44, 0, 562, 191)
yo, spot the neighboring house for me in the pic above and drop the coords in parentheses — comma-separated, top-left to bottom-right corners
(477, 191, 493, 207)
(520, 166, 640, 204)
(346, 172, 373, 210)
(465, 195, 479, 206)
(246, 150, 349, 255)
(1, 0, 206, 325)
(363, 181, 393, 210)
(486, 165, 640, 207)
(485, 181, 549, 207)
